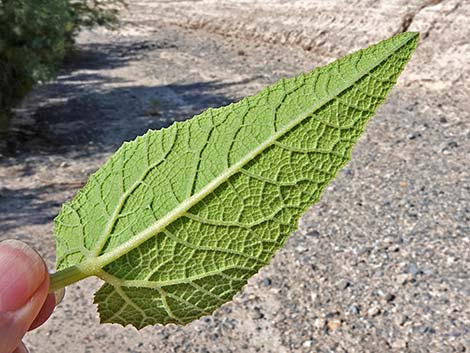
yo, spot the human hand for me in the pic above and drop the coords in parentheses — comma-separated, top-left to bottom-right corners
(0, 240, 63, 353)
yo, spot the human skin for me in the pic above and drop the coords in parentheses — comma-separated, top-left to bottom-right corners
(0, 240, 59, 353)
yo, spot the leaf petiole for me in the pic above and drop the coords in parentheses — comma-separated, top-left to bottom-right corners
(49, 266, 90, 292)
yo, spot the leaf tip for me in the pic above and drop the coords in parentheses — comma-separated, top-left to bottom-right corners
(400, 31, 420, 43)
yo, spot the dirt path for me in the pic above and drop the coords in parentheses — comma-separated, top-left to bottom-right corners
(0, 1, 469, 352)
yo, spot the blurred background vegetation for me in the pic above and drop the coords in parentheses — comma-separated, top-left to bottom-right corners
(0, 0, 125, 121)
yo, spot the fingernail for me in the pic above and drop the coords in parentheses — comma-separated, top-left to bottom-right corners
(0, 240, 46, 312)
(54, 288, 65, 305)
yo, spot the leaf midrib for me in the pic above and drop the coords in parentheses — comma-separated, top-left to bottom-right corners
(77, 34, 415, 276)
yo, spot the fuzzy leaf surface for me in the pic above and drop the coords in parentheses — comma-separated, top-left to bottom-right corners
(54, 32, 418, 328)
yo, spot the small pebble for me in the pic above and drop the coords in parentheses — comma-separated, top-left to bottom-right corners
(367, 306, 381, 317)
(441, 141, 459, 153)
(392, 339, 408, 349)
(408, 263, 424, 276)
(384, 293, 396, 302)
(348, 305, 360, 315)
(302, 340, 313, 348)
(418, 326, 436, 334)
(395, 314, 409, 326)
(408, 132, 422, 140)
(314, 318, 326, 330)
(327, 319, 342, 331)
(325, 311, 340, 318)
(337, 280, 351, 290)
(263, 278, 272, 287)
(252, 307, 264, 320)
(397, 274, 412, 285)
(306, 229, 320, 237)
(296, 245, 308, 253)
(447, 141, 459, 149)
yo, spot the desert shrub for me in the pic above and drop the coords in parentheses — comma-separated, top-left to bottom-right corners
(70, 0, 126, 30)
(0, 0, 74, 111)
(0, 0, 125, 114)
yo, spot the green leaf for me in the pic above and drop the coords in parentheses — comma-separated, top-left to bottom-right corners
(52, 32, 418, 328)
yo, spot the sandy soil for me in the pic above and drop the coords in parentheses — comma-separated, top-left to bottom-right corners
(0, 1, 468, 352)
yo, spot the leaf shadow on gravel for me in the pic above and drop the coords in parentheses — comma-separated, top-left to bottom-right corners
(2, 40, 258, 158)
(2, 80, 246, 156)
(0, 183, 76, 232)
(63, 39, 177, 71)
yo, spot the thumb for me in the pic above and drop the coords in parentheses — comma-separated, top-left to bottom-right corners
(0, 240, 49, 353)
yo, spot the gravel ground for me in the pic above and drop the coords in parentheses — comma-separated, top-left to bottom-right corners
(0, 1, 469, 352)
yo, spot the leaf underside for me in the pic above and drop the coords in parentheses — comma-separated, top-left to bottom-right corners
(54, 32, 418, 328)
